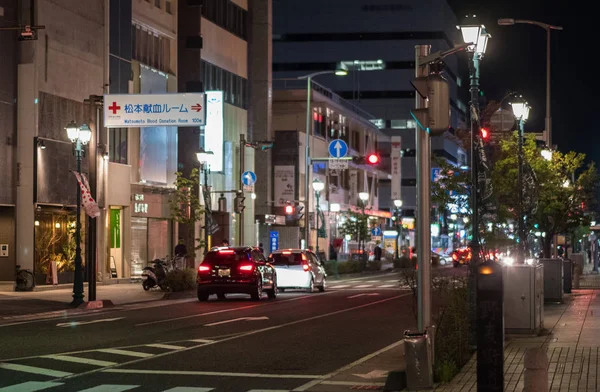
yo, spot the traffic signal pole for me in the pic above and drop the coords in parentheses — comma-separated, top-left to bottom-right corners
(415, 45, 432, 333)
(239, 134, 246, 245)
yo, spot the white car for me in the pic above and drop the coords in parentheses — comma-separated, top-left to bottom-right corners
(268, 249, 327, 292)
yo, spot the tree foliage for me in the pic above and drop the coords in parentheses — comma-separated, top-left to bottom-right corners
(339, 210, 371, 244)
(491, 132, 597, 257)
(431, 156, 471, 220)
(169, 168, 206, 253)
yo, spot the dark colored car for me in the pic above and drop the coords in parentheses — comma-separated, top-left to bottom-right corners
(196, 247, 277, 301)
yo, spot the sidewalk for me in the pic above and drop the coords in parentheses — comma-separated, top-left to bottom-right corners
(0, 283, 165, 320)
(435, 289, 600, 391)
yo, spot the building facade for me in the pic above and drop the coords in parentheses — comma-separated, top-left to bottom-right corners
(272, 0, 469, 223)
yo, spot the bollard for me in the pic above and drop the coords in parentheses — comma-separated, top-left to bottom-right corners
(523, 348, 548, 392)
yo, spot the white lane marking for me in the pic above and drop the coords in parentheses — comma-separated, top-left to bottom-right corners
(329, 284, 349, 288)
(146, 344, 186, 350)
(366, 280, 381, 283)
(0, 363, 73, 378)
(77, 294, 409, 382)
(0, 382, 64, 392)
(354, 285, 372, 288)
(347, 293, 380, 299)
(136, 293, 333, 327)
(352, 369, 388, 379)
(43, 354, 117, 367)
(247, 390, 290, 392)
(379, 284, 395, 288)
(163, 388, 214, 392)
(321, 380, 385, 386)
(189, 339, 215, 344)
(56, 317, 124, 328)
(77, 385, 139, 392)
(292, 340, 404, 391)
(95, 348, 154, 358)
(205, 316, 269, 327)
(104, 369, 324, 379)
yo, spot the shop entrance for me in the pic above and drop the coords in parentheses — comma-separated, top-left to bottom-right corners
(131, 217, 172, 277)
(109, 208, 123, 278)
(0, 207, 15, 282)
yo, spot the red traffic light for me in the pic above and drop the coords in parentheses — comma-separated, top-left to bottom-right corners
(366, 154, 380, 165)
(285, 205, 294, 215)
(480, 128, 489, 140)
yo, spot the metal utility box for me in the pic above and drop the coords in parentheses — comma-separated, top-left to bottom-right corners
(540, 258, 564, 302)
(503, 264, 544, 334)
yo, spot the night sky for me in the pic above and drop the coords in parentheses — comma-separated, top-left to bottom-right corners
(447, 0, 598, 165)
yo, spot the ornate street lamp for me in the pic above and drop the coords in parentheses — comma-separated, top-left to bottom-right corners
(66, 121, 91, 306)
(358, 192, 369, 255)
(196, 148, 214, 255)
(393, 199, 403, 259)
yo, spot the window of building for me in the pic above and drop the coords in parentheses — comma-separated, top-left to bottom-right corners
(351, 131, 360, 150)
(154, 0, 161, 8)
(199, 0, 248, 40)
(132, 23, 171, 74)
(201, 60, 248, 109)
(165, 0, 172, 14)
(109, 128, 128, 164)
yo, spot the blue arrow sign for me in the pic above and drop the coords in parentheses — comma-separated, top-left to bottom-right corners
(242, 171, 257, 186)
(328, 139, 348, 158)
(371, 227, 382, 236)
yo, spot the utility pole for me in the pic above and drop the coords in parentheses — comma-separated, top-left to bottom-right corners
(517, 118, 525, 263)
(239, 134, 246, 245)
(414, 45, 432, 332)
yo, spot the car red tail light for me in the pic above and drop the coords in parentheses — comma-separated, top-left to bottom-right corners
(301, 253, 308, 261)
(282, 251, 292, 255)
(198, 265, 211, 273)
(219, 249, 235, 254)
(302, 263, 310, 272)
(239, 264, 254, 272)
(452, 253, 458, 261)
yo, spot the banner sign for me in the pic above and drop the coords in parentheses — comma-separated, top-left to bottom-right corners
(103, 93, 206, 128)
(274, 166, 295, 206)
(391, 137, 401, 201)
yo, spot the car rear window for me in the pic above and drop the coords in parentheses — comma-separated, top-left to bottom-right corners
(204, 251, 250, 263)
(270, 253, 303, 266)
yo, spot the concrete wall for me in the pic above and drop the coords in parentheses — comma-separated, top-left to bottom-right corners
(201, 18, 248, 78)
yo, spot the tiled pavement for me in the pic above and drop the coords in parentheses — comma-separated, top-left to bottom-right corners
(435, 290, 600, 391)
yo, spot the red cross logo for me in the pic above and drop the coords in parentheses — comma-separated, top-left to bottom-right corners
(108, 102, 121, 114)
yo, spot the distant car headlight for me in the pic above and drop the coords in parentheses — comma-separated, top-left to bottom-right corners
(503, 257, 514, 265)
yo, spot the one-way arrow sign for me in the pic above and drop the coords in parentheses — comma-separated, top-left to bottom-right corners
(191, 104, 202, 112)
(328, 139, 348, 158)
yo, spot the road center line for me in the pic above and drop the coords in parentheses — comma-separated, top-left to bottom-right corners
(135, 292, 335, 327)
(103, 369, 324, 379)
(59, 293, 409, 382)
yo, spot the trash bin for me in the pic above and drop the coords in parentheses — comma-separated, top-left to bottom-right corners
(563, 259, 572, 293)
(403, 330, 433, 389)
(540, 258, 563, 302)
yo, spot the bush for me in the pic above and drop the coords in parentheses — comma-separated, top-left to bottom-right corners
(365, 260, 382, 272)
(393, 256, 415, 269)
(337, 260, 363, 275)
(165, 268, 196, 292)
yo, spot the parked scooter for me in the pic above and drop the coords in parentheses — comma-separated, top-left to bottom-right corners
(142, 259, 170, 291)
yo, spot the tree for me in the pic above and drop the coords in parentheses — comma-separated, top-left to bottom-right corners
(169, 168, 206, 256)
(492, 132, 597, 257)
(339, 210, 371, 252)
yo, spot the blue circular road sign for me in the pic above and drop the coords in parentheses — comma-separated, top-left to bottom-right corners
(328, 139, 348, 158)
(242, 171, 257, 186)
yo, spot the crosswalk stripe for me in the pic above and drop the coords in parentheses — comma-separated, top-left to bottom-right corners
(96, 348, 154, 358)
(189, 339, 215, 344)
(380, 284, 395, 288)
(355, 285, 372, 288)
(330, 284, 349, 288)
(247, 390, 290, 392)
(0, 363, 73, 378)
(77, 385, 139, 392)
(146, 343, 186, 350)
(163, 388, 214, 392)
(0, 381, 64, 392)
(43, 354, 117, 367)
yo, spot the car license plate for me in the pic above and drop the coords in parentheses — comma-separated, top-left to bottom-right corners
(218, 268, 230, 277)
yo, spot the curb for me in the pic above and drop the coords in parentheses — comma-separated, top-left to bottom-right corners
(78, 299, 115, 310)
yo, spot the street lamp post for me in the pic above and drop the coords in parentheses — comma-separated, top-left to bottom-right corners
(197, 148, 215, 254)
(510, 97, 531, 264)
(394, 199, 403, 259)
(498, 18, 563, 149)
(312, 178, 325, 254)
(297, 68, 348, 250)
(359, 192, 369, 256)
(66, 121, 92, 307)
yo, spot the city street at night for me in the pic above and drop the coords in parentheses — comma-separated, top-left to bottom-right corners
(0, 270, 464, 392)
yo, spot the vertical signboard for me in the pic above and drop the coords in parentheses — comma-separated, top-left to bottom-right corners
(205, 91, 224, 172)
(110, 209, 121, 248)
(274, 165, 295, 206)
(391, 137, 402, 201)
(270, 231, 279, 253)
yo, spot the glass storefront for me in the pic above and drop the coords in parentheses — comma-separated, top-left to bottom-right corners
(130, 217, 171, 277)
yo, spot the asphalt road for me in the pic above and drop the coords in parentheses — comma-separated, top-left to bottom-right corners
(0, 269, 465, 392)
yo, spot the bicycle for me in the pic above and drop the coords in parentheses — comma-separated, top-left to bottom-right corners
(15, 265, 35, 292)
